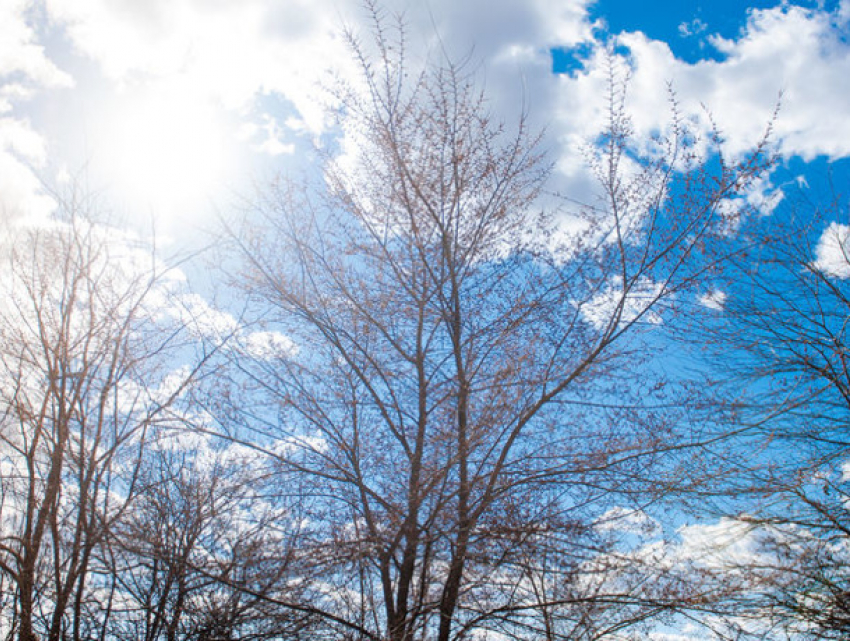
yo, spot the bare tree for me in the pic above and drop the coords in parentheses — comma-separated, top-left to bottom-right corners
(106, 429, 313, 641)
(225, 6, 772, 640)
(0, 198, 206, 641)
(684, 173, 850, 640)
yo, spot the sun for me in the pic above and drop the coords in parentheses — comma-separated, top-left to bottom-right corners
(96, 80, 231, 223)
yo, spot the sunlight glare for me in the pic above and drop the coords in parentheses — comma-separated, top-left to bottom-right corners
(97, 82, 230, 222)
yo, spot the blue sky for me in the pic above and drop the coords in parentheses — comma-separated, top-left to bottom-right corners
(589, 0, 840, 61)
(555, 0, 796, 69)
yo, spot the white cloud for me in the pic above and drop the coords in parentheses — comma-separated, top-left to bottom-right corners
(812, 222, 850, 279)
(45, 0, 350, 134)
(0, 118, 55, 221)
(241, 329, 297, 360)
(678, 18, 707, 38)
(12, 0, 850, 169)
(588, 4, 850, 162)
(705, 5, 850, 160)
(698, 289, 727, 311)
(0, 84, 32, 115)
(0, 116, 46, 162)
(0, 152, 53, 221)
(0, 0, 74, 222)
(596, 506, 661, 537)
(252, 115, 295, 156)
(171, 292, 240, 344)
(39, 0, 595, 147)
(535, 1, 850, 236)
(540, 2, 850, 243)
(744, 174, 784, 216)
(582, 276, 666, 330)
(1, 0, 847, 240)
(676, 517, 766, 570)
(0, 0, 73, 88)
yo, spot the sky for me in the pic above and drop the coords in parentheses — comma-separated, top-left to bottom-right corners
(1, 2, 849, 637)
(1, 0, 849, 245)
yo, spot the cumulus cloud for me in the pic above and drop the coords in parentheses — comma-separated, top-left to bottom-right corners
(0, 1, 71, 221)
(240, 329, 297, 360)
(39, 0, 594, 154)
(539, 1, 850, 233)
(0, 129, 55, 220)
(576, 513, 820, 639)
(11, 0, 850, 166)
(596, 506, 662, 537)
(0, 0, 73, 88)
(812, 222, 850, 279)
(582, 276, 666, 330)
(676, 517, 767, 570)
(44, 0, 351, 134)
(555, 3, 850, 165)
(3, 0, 850, 236)
(170, 292, 241, 344)
(706, 5, 850, 160)
(698, 289, 727, 311)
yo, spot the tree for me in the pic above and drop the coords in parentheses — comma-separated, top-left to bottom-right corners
(107, 430, 313, 641)
(686, 173, 850, 640)
(0, 199, 205, 641)
(226, 6, 772, 640)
